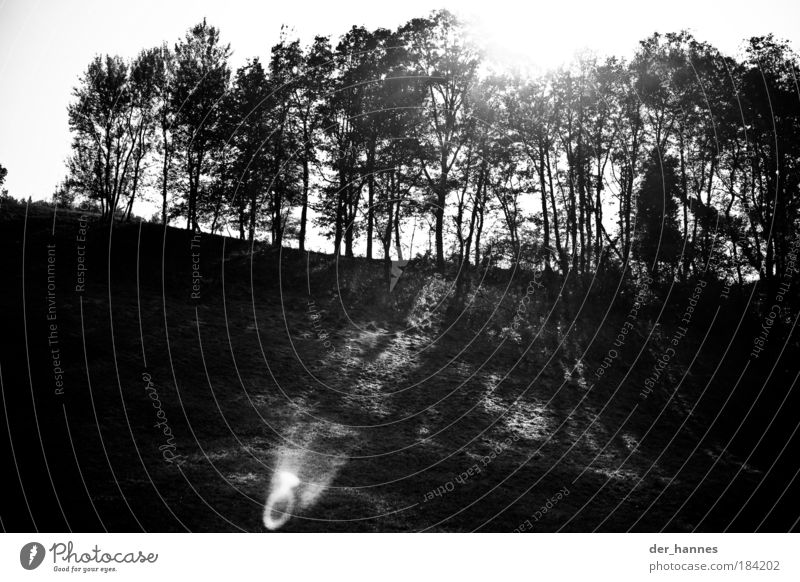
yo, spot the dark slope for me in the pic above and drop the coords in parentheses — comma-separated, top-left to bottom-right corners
(1, 203, 798, 532)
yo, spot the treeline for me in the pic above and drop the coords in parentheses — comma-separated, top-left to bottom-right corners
(60, 10, 800, 285)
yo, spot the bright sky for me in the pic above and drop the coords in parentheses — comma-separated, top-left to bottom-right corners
(0, 0, 798, 200)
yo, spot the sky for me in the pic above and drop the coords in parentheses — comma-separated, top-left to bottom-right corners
(0, 0, 798, 201)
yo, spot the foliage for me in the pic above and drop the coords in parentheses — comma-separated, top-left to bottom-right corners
(62, 15, 800, 289)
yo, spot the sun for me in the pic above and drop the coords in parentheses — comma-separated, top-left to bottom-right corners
(450, 1, 638, 74)
(459, 5, 578, 73)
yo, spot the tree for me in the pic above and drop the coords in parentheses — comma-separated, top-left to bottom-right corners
(264, 31, 305, 247)
(118, 47, 162, 221)
(318, 26, 382, 257)
(401, 10, 481, 269)
(151, 43, 176, 226)
(634, 150, 684, 280)
(172, 19, 231, 231)
(294, 36, 333, 251)
(224, 58, 270, 242)
(0, 163, 8, 199)
(67, 54, 145, 221)
(737, 36, 800, 284)
(372, 38, 426, 262)
(56, 15, 800, 292)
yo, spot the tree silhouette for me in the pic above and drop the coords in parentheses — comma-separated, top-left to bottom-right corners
(172, 19, 231, 231)
(59, 14, 800, 290)
(634, 149, 684, 280)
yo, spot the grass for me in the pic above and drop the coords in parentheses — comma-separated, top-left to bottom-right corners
(1, 200, 797, 532)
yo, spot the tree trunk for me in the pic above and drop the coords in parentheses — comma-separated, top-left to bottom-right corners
(161, 121, 170, 225)
(248, 181, 257, 244)
(365, 144, 375, 259)
(299, 147, 310, 252)
(435, 180, 446, 269)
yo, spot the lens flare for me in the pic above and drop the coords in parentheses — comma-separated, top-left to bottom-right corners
(263, 471, 301, 531)
(261, 431, 349, 530)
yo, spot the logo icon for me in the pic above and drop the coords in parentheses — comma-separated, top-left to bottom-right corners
(20, 542, 45, 570)
(390, 260, 409, 293)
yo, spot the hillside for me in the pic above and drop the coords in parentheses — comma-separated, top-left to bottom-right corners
(1, 202, 798, 532)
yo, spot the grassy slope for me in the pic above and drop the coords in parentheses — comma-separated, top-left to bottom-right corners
(1, 201, 797, 532)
